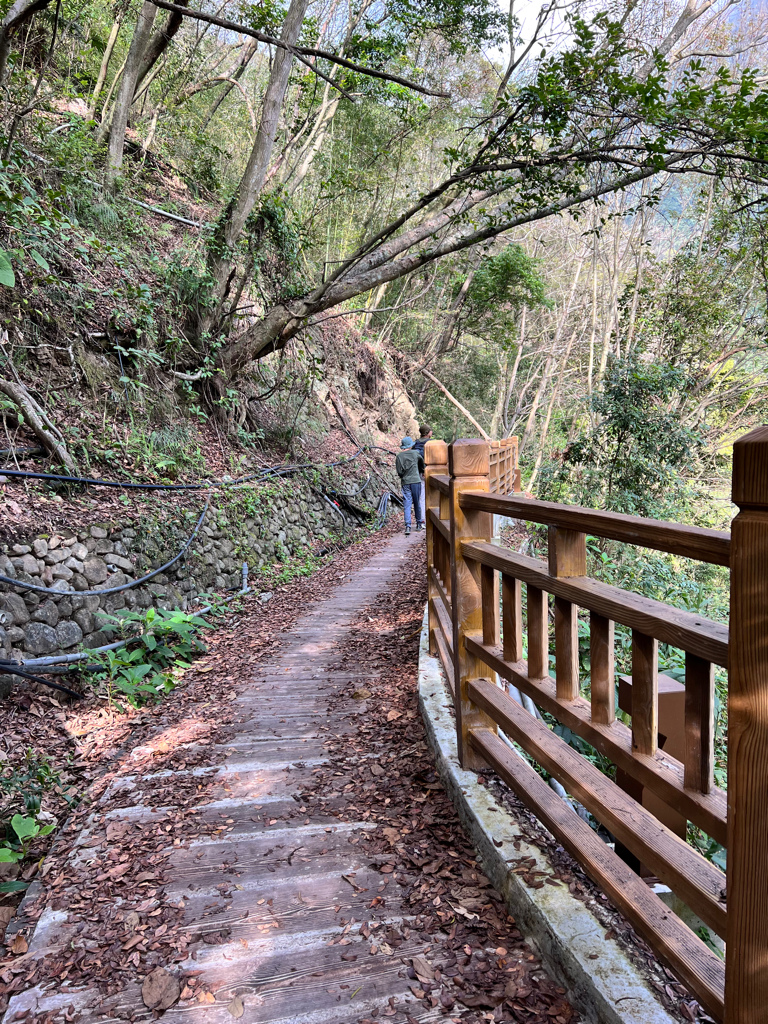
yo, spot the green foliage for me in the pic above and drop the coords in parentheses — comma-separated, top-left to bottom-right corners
(0, 248, 15, 287)
(0, 750, 68, 890)
(544, 356, 705, 519)
(465, 245, 550, 334)
(420, 344, 498, 441)
(241, 0, 288, 35)
(246, 189, 309, 302)
(255, 548, 321, 586)
(93, 606, 210, 709)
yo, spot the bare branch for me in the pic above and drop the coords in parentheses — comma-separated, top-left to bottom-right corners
(148, 0, 451, 98)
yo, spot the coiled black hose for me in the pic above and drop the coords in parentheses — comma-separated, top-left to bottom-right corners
(0, 662, 84, 699)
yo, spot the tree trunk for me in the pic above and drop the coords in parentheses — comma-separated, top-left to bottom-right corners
(0, 377, 77, 472)
(134, 0, 188, 93)
(521, 352, 554, 454)
(200, 0, 310, 332)
(0, 0, 53, 87)
(528, 329, 577, 488)
(285, 83, 341, 195)
(89, 13, 122, 117)
(105, 0, 158, 187)
(420, 367, 490, 440)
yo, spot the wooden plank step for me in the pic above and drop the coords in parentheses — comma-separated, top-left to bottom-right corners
(92, 938, 438, 1024)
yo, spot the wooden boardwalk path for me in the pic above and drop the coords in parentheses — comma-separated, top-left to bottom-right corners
(4, 531, 576, 1024)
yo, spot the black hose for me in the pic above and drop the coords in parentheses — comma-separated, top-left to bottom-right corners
(0, 500, 209, 596)
(0, 662, 83, 700)
(0, 446, 45, 458)
(327, 474, 371, 498)
(0, 446, 386, 491)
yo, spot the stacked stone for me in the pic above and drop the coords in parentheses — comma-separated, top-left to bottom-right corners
(0, 479, 347, 672)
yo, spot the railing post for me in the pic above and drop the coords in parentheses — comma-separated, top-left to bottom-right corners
(511, 435, 521, 493)
(726, 424, 768, 1024)
(449, 438, 495, 768)
(425, 439, 448, 657)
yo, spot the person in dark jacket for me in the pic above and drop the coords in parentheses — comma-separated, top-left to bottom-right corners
(411, 426, 432, 527)
(395, 436, 424, 536)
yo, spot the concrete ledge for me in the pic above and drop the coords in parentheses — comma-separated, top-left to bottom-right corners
(417, 607, 677, 1024)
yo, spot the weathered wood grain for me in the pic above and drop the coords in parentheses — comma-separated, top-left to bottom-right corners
(590, 612, 615, 726)
(448, 439, 496, 768)
(468, 728, 725, 1022)
(726, 424, 768, 1024)
(459, 492, 731, 566)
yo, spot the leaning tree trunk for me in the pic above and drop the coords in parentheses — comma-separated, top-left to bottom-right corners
(0, 0, 54, 87)
(89, 13, 122, 116)
(197, 0, 310, 339)
(202, 36, 258, 129)
(0, 377, 77, 472)
(105, 0, 158, 187)
(134, 0, 188, 93)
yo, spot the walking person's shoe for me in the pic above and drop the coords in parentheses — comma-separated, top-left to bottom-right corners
(415, 523, 423, 531)
(405, 526, 411, 536)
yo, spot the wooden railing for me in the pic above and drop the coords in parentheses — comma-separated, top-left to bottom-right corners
(489, 437, 520, 495)
(423, 429, 768, 1024)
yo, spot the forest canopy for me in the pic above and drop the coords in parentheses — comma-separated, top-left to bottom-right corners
(0, 0, 765, 521)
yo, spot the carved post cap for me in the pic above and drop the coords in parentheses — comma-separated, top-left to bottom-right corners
(732, 425, 768, 508)
(424, 439, 449, 465)
(449, 439, 490, 477)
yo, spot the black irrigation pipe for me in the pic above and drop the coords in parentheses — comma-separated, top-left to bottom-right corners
(0, 662, 84, 700)
(0, 446, 46, 458)
(327, 474, 371, 498)
(0, 446, 396, 491)
(0, 565, 252, 695)
(0, 500, 210, 596)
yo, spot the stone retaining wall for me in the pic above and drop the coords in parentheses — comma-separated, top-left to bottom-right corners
(0, 475, 360, 669)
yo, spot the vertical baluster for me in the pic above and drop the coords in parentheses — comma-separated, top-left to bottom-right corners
(684, 652, 714, 793)
(527, 585, 548, 679)
(439, 484, 450, 595)
(424, 440, 448, 656)
(502, 573, 522, 662)
(590, 612, 615, 725)
(481, 565, 499, 646)
(548, 526, 586, 701)
(631, 630, 658, 756)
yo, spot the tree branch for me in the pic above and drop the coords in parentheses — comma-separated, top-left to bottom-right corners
(420, 367, 490, 440)
(148, 0, 450, 98)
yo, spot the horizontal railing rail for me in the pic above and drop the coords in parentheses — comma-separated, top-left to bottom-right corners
(459, 491, 731, 566)
(462, 540, 729, 666)
(422, 429, 768, 1024)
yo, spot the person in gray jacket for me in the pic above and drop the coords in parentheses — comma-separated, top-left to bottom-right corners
(395, 436, 424, 536)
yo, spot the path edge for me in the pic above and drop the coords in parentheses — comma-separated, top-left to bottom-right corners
(417, 606, 678, 1024)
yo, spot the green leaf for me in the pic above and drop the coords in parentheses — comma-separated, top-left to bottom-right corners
(0, 249, 15, 288)
(0, 848, 22, 863)
(11, 814, 39, 840)
(30, 250, 50, 272)
(0, 880, 28, 893)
